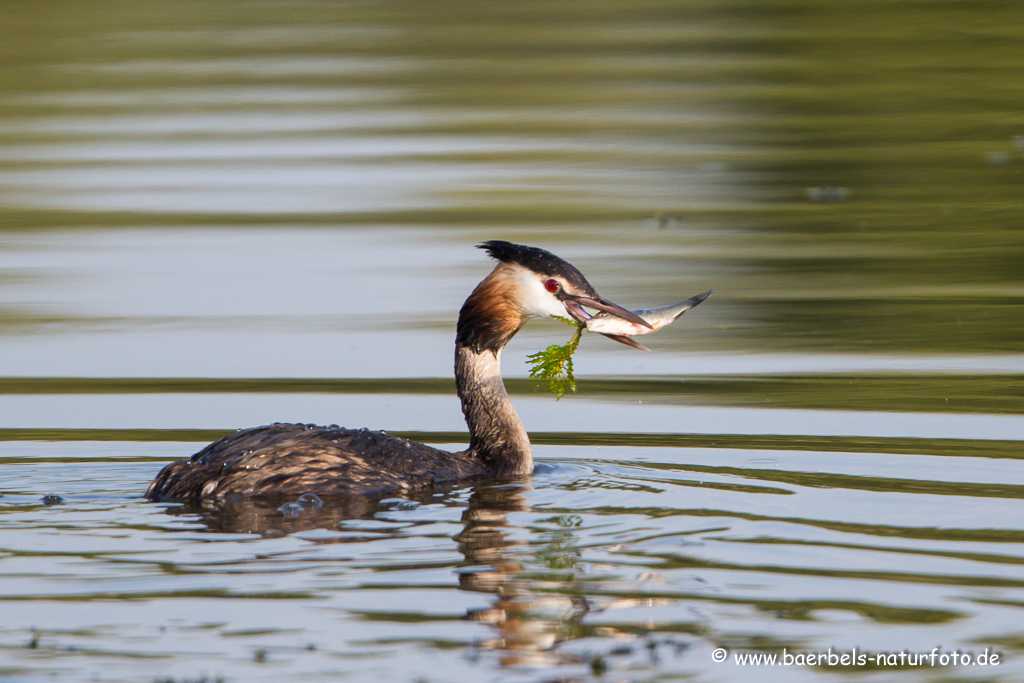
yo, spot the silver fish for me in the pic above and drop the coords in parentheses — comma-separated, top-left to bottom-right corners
(586, 290, 711, 351)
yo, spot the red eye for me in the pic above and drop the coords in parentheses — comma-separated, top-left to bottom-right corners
(544, 279, 560, 293)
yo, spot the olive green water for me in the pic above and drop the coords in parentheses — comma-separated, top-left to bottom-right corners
(1, 1, 1023, 682)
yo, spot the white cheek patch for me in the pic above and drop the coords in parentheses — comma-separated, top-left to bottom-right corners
(510, 266, 567, 319)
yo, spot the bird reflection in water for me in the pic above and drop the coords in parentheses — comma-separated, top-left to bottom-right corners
(161, 482, 683, 671)
(457, 482, 592, 667)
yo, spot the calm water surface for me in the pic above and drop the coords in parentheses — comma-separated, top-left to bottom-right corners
(2, 1, 1023, 682)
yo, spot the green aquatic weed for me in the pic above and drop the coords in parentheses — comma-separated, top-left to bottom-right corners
(527, 322, 584, 399)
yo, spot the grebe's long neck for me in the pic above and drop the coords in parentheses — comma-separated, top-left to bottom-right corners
(454, 265, 533, 475)
(455, 346, 531, 474)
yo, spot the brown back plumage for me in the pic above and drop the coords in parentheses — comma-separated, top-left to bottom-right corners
(146, 423, 487, 501)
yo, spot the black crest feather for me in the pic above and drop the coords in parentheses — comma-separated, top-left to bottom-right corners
(477, 240, 597, 295)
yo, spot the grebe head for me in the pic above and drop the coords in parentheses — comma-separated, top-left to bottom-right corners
(475, 239, 651, 329)
(456, 240, 651, 354)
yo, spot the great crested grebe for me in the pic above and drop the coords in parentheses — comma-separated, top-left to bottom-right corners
(146, 241, 674, 502)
